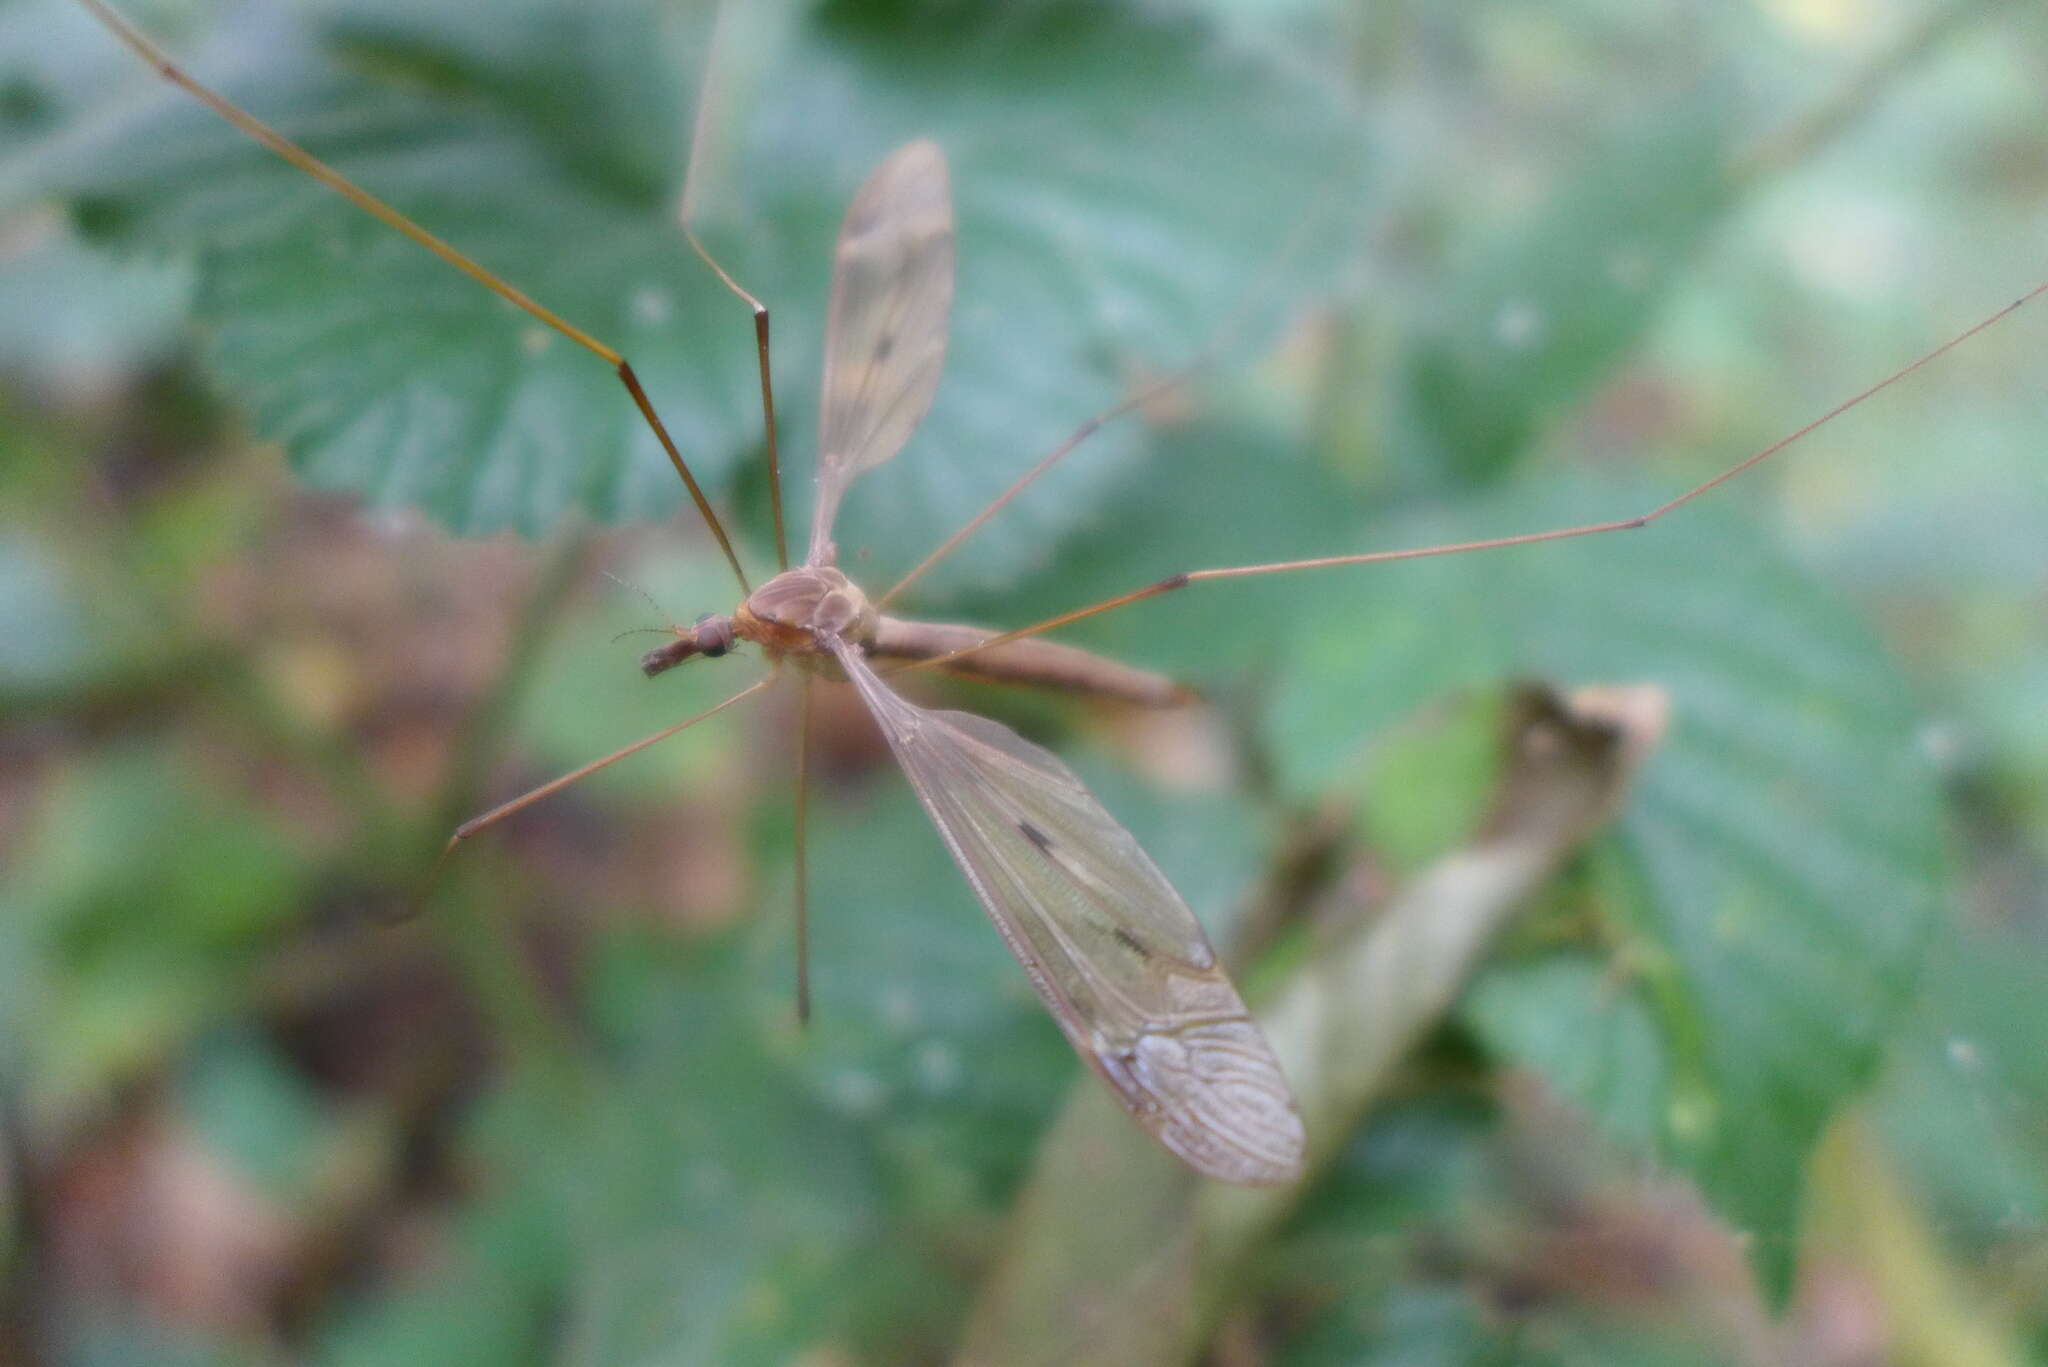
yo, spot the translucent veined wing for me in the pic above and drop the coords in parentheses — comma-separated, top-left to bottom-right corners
(808, 140, 955, 565)
(833, 642, 1305, 1184)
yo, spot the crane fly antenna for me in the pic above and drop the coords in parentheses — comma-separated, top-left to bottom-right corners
(600, 569, 682, 629)
(889, 280, 2048, 679)
(69, 0, 753, 593)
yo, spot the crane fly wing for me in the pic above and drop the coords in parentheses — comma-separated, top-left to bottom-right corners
(833, 642, 1304, 1184)
(808, 140, 955, 565)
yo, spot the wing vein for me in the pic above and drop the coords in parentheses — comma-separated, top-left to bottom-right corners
(830, 639, 1304, 1183)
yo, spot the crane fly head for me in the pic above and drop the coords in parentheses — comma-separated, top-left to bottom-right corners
(639, 612, 739, 678)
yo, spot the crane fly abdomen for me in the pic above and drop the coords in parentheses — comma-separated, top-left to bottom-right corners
(871, 617, 1194, 707)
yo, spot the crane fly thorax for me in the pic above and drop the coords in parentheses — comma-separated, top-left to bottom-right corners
(734, 566, 878, 659)
(639, 569, 877, 679)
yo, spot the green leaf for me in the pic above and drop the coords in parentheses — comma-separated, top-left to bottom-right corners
(759, 783, 1075, 1203)
(1265, 474, 1944, 1276)
(931, 415, 1365, 676)
(0, 222, 192, 388)
(1356, 690, 1502, 872)
(0, 527, 114, 688)
(560, 936, 910, 1366)
(1280, 1285, 1493, 1367)
(1275, 1094, 1497, 1366)
(1463, 955, 1669, 1153)
(1276, 1092, 1756, 1365)
(32, 0, 1367, 592)
(314, 1192, 558, 1367)
(6, 740, 308, 1117)
(1873, 928, 2048, 1259)
(1385, 97, 1737, 490)
(181, 1028, 330, 1202)
(319, 934, 910, 1366)
(57, 1315, 267, 1367)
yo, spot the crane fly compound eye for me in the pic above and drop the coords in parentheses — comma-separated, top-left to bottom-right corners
(696, 613, 734, 658)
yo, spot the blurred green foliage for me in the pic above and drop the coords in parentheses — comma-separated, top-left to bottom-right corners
(2, 0, 2046, 1362)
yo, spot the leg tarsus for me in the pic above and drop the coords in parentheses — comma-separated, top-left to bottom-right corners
(423, 674, 775, 899)
(680, 227, 788, 574)
(677, 0, 788, 569)
(792, 674, 815, 1025)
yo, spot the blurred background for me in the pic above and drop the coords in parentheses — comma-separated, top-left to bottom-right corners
(2, 0, 2045, 1362)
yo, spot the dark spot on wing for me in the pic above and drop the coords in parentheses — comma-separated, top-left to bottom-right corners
(1010, 822, 1148, 962)
(873, 332, 895, 361)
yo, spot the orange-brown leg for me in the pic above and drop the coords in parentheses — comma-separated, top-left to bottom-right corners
(792, 674, 816, 1024)
(892, 281, 2048, 678)
(430, 676, 775, 887)
(677, 0, 788, 571)
(72, 0, 756, 592)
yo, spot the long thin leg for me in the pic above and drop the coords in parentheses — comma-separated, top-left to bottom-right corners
(792, 674, 815, 1024)
(432, 676, 775, 879)
(685, 232, 786, 572)
(877, 357, 1214, 609)
(877, 204, 1332, 609)
(74, 0, 753, 594)
(678, 0, 788, 571)
(891, 282, 2048, 679)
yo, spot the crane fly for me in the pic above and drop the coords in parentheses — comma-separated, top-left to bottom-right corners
(542, 139, 1304, 1185)
(71, 0, 2045, 1187)
(642, 140, 1306, 1183)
